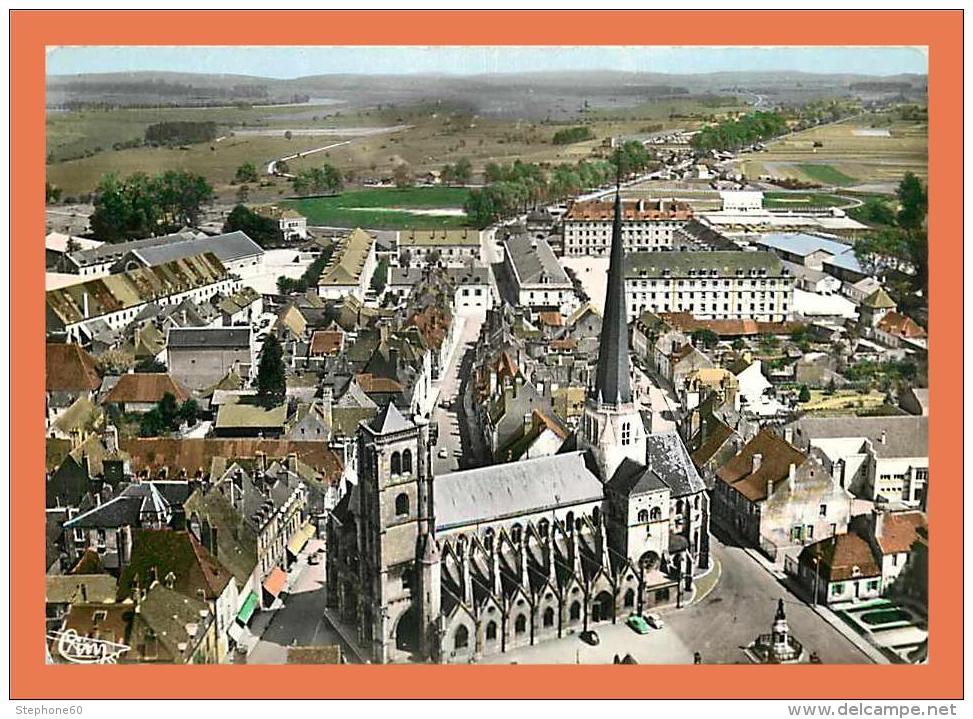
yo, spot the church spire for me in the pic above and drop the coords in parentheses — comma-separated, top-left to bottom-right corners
(593, 182, 632, 407)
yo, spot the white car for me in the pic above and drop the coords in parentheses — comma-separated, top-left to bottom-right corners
(646, 613, 664, 630)
(437, 447, 450, 459)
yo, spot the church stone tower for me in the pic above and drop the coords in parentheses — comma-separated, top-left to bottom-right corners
(356, 402, 439, 663)
(579, 190, 646, 481)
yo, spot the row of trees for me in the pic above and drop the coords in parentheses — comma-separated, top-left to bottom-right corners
(293, 163, 344, 196)
(276, 243, 336, 294)
(691, 110, 789, 152)
(440, 158, 472, 186)
(89, 170, 213, 243)
(464, 142, 655, 227)
(552, 126, 595, 145)
(853, 172, 928, 295)
(144, 121, 218, 146)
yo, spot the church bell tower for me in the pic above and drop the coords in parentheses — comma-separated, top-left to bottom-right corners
(578, 189, 646, 481)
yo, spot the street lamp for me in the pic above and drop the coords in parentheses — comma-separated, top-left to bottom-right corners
(812, 556, 820, 607)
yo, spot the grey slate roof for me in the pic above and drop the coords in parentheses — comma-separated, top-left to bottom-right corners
(645, 432, 706, 498)
(434, 451, 603, 530)
(624, 250, 786, 279)
(67, 231, 203, 267)
(594, 192, 632, 406)
(167, 327, 252, 349)
(64, 483, 169, 529)
(606, 458, 670, 498)
(113, 231, 263, 269)
(792, 416, 928, 459)
(504, 235, 570, 287)
(367, 402, 414, 435)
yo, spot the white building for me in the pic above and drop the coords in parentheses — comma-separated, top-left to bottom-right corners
(623, 250, 794, 323)
(46, 252, 240, 345)
(254, 205, 308, 241)
(386, 265, 495, 316)
(317, 228, 378, 301)
(502, 235, 578, 315)
(107, 231, 265, 280)
(561, 198, 693, 257)
(720, 190, 764, 213)
(397, 229, 482, 267)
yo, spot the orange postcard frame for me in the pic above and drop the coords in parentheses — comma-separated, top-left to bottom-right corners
(10, 9, 963, 700)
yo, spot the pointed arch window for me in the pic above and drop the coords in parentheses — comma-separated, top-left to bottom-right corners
(514, 615, 527, 635)
(390, 452, 402, 476)
(402, 449, 413, 475)
(486, 621, 498, 641)
(543, 607, 555, 627)
(454, 625, 469, 650)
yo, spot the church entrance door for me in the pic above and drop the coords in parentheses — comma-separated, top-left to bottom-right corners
(395, 606, 420, 654)
(592, 591, 614, 624)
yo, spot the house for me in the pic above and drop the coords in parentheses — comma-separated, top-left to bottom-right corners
(624, 251, 794, 324)
(254, 205, 308, 241)
(309, 329, 345, 361)
(214, 402, 288, 439)
(851, 508, 927, 593)
(498, 409, 569, 462)
(711, 430, 853, 559)
(781, 260, 843, 295)
(844, 276, 884, 305)
(645, 432, 710, 562)
(116, 528, 236, 662)
(654, 332, 714, 389)
(166, 327, 254, 393)
(317, 228, 377, 301)
(858, 287, 897, 328)
(875, 312, 927, 349)
(562, 198, 693, 257)
(503, 235, 578, 315)
(48, 396, 104, 446)
(397, 229, 481, 267)
(680, 367, 738, 414)
(790, 416, 928, 505)
(45, 574, 117, 632)
(106, 231, 265, 279)
(720, 190, 763, 213)
(46, 232, 103, 271)
(46, 252, 238, 345)
(101, 373, 191, 414)
(796, 533, 883, 605)
(215, 287, 263, 327)
(46, 342, 102, 428)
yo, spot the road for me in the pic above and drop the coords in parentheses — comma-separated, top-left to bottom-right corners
(482, 534, 873, 665)
(247, 542, 355, 664)
(431, 312, 486, 474)
(267, 141, 350, 176)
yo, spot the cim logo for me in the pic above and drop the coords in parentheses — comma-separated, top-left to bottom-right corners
(46, 629, 131, 664)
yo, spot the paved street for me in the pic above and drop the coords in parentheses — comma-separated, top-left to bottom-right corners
(248, 542, 356, 664)
(431, 311, 486, 474)
(483, 533, 873, 665)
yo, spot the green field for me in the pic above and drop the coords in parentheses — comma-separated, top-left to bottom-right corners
(763, 191, 852, 209)
(795, 163, 858, 186)
(282, 187, 471, 229)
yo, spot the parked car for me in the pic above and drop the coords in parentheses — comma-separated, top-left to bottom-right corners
(437, 447, 450, 459)
(646, 613, 664, 630)
(580, 630, 600, 646)
(626, 615, 651, 635)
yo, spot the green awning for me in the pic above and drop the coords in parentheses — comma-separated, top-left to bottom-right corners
(237, 591, 258, 624)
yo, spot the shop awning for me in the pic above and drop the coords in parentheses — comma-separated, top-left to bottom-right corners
(263, 567, 288, 599)
(287, 522, 316, 557)
(236, 591, 258, 624)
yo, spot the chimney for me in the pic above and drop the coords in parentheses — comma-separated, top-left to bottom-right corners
(103, 424, 119, 455)
(389, 345, 399, 370)
(524, 412, 534, 435)
(287, 453, 298, 474)
(880, 430, 887, 445)
(82, 291, 90, 319)
(751, 453, 762, 474)
(874, 509, 885, 538)
(788, 463, 797, 491)
(766, 479, 774, 499)
(255, 451, 267, 473)
(783, 426, 794, 444)
(834, 458, 846, 489)
(80, 583, 88, 603)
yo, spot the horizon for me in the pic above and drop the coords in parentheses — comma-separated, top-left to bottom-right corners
(46, 45, 928, 79)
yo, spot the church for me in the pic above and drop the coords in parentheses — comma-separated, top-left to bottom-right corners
(326, 191, 710, 664)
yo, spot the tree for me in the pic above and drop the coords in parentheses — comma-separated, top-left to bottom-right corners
(691, 328, 719, 349)
(896, 172, 927, 232)
(234, 162, 259, 184)
(46, 181, 62, 204)
(284, 130, 293, 141)
(399, 250, 412, 267)
(179, 399, 200, 426)
(223, 204, 283, 247)
(65, 237, 81, 253)
(293, 164, 344, 196)
(134, 357, 167, 373)
(256, 334, 287, 407)
(139, 409, 165, 437)
(371, 257, 389, 294)
(393, 162, 414, 188)
(798, 385, 811, 403)
(158, 392, 180, 429)
(453, 157, 472, 185)
(276, 159, 290, 176)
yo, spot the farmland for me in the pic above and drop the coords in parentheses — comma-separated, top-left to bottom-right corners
(46, 96, 748, 200)
(282, 187, 471, 230)
(733, 110, 927, 191)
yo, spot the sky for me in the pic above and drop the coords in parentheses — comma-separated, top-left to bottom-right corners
(46, 46, 927, 78)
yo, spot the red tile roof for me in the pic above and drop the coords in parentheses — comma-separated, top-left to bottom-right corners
(878, 312, 927, 340)
(310, 330, 344, 356)
(537, 311, 563, 327)
(801, 533, 881, 582)
(355, 372, 403, 394)
(876, 511, 927, 555)
(103, 373, 190, 405)
(46, 343, 101, 393)
(263, 566, 288, 598)
(565, 198, 693, 222)
(716, 429, 807, 503)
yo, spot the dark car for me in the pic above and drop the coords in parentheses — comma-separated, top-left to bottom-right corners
(580, 630, 600, 646)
